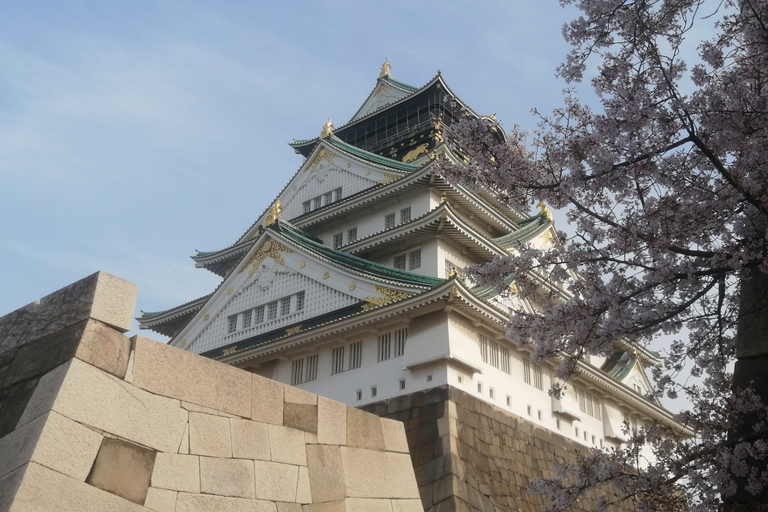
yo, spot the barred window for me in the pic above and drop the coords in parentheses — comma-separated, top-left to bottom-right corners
(254, 305, 265, 324)
(291, 354, 318, 385)
(242, 310, 252, 329)
(303, 200, 311, 214)
(324, 192, 334, 205)
(478, 334, 510, 374)
(577, 387, 602, 420)
(349, 341, 362, 369)
(409, 250, 421, 270)
(333, 233, 343, 248)
(379, 328, 407, 361)
(533, 363, 543, 390)
(228, 315, 237, 333)
(400, 207, 411, 223)
(280, 296, 291, 316)
(394, 254, 406, 270)
(333, 187, 342, 201)
(267, 301, 278, 320)
(524, 359, 531, 385)
(331, 346, 345, 375)
(313, 196, 322, 209)
(347, 227, 358, 243)
(385, 213, 396, 229)
(295, 291, 305, 311)
(445, 259, 465, 279)
(394, 328, 407, 357)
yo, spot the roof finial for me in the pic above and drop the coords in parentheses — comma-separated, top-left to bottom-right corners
(379, 58, 391, 78)
(536, 202, 554, 221)
(320, 119, 333, 139)
(263, 200, 283, 227)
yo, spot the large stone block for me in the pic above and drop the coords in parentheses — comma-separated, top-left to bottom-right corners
(231, 418, 270, 460)
(151, 453, 200, 493)
(0, 272, 136, 355)
(391, 499, 426, 512)
(176, 493, 277, 512)
(306, 444, 346, 503)
(253, 374, 285, 425)
(283, 402, 317, 433)
(86, 437, 157, 505)
(346, 407, 385, 451)
(269, 423, 306, 466)
(346, 498, 395, 511)
(253, 460, 299, 502)
(143, 487, 178, 512)
(317, 396, 346, 445)
(29, 410, 102, 481)
(130, 336, 252, 418)
(0, 377, 39, 438)
(189, 411, 232, 457)
(303, 502, 347, 512)
(284, 385, 317, 405)
(381, 418, 410, 454)
(200, 456, 256, 499)
(19, 358, 188, 452)
(0, 463, 25, 511)
(297, 466, 312, 504)
(8, 461, 146, 512)
(341, 448, 420, 499)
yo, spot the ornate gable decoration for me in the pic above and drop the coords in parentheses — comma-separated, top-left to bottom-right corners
(361, 285, 416, 311)
(241, 238, 294, 278)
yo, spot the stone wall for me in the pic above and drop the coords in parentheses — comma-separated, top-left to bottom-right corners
(0, 272, 423, 512)
(363, 386, 635, 512)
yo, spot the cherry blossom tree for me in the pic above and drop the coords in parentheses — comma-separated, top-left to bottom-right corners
(439, 0, 768, 510)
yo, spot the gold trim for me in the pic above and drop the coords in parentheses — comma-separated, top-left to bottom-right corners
(262, 200, 283, 227)
(286, 325, 302, 335)
(379, 58, 391, 78)
(361, 285, 415, 311)
(299, 260, 306, 268)
(203, 314, 209, 321)
(179, 340, 187, 348)
(322, 272, 330, 280)
(348, 282, 356, 291)
(222, 346, 238, 356)
(226, 287, 233, 295)
(320, 119, 333, 139)
(243, 239, 295, 278)
(377, 173, 400, 184)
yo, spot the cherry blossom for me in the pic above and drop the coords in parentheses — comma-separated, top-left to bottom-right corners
(440, 0, 768, 509)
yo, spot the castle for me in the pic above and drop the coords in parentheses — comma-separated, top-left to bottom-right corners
(138, 61, 679, 455)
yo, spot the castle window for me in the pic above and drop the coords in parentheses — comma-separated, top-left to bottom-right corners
(400, 207, 411, 223)
(333, 187, 342, 202)
(479, 334, 510, 373)
(303, 201, 311, 214)
(324, 191, 334, 205)
(506, 395, 511, 407)
(489, 387, 495, 399)
(477, 382, 483, 393)
(408, 250, 421, 270)
(290, 354, 318, 385)
(577, 387, 602, 420)
(333, 233, 343, 248)
(268, 301, 278, 320)
(385, 213, 396, 229)
(445, 259, 465, 279)
(399, 379, 406, 390)
(347, 227, 358, 243)
(313, 197, 322, 210)
(331, 346, 345, 375)
(255, 305, 265, 324)
(378, 328, 407, 361)
(280, 297, 291, 316)
(332, 341, 362, 374)
(355, 389, 362, 401)
(370, 386, 377, 398)
(242, 310, 252, 328)
(295, 291, 305, 311)
(524, 359, 543, 390)
(228, 315, 238, 333)
(394, 254, 406, 270)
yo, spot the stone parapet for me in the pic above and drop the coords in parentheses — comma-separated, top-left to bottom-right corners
(0, 272, 423, 512)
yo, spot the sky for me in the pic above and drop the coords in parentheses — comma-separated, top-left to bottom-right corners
(0, 1, 582, 338)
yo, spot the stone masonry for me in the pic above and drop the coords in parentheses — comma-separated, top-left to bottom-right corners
(0, 272, 423, 512)
(363, 386, 636, 512)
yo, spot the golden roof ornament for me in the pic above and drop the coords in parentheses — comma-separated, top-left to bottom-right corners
(536, 201, 554, 221)
(320, 119, 333, 139)
(379, 58, 391, 78)
(263, 200, 283, 227)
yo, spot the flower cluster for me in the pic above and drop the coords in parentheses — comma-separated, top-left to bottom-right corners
(439, 0, 768, 509)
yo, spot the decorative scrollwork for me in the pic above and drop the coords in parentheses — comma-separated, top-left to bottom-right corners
(361, 285, 415, 311)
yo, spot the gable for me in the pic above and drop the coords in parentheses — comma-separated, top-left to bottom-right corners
(174, 230, 429, 355)
(350, 81, 412, 122)
(280, 145, 402, 221)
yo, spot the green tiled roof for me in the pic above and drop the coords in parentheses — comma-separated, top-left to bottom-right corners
(493, 212, 553, 247)
(601, 350, 636, 380)
(381, 75, 419, 92)
(326, 136, 421, 172)
(272, 219, 444, 288)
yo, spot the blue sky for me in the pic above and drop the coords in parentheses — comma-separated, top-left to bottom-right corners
(0, 1, 580, 336)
